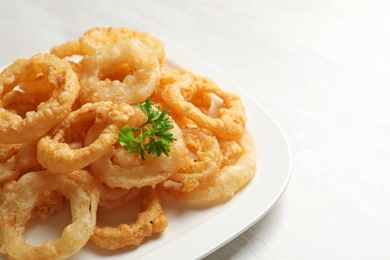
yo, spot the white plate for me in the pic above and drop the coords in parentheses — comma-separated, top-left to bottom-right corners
(4, 40, 292, 260)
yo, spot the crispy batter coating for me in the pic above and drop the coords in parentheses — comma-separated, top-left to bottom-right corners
(0, 53, 80, 143)
(79, 39, 161, 105)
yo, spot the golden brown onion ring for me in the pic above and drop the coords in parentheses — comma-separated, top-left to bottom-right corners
(151, 68, 213, 120)
(0, 53, 80, 143)
(37, 101, 134, 174)
(161, 68, 246, 140)
(79, 39, 161, 105)
(90, 186, 168, 250)
(168, 127, 223, 192)
(0, 171, 99, 259)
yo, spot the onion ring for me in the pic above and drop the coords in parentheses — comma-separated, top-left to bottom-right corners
(151, 68, 212, 119)
(0, 53, 80, 143)
(0, 170, 99, 259)
(37, 101, 134, 174)
(168, 126, 223, 192)
(90, 186, 168, 250)
(161, 68, 246, 140)
(79, 39, 161, 105)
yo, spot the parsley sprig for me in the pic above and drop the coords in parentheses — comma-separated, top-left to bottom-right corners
(118, 98, 176, 161)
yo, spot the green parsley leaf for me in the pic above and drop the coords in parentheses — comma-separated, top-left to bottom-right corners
(118, 98, 176, 161)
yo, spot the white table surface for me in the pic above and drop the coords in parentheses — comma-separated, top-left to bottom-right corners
(1, 0, 389, 259)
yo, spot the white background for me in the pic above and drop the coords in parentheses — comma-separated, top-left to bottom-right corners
(1, 1, 389, 259)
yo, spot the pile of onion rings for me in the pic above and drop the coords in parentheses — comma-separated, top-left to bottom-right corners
(0, 27, 256, 259)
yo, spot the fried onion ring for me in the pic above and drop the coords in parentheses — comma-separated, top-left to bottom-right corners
(0, 53, 80, 143)
(37, 101, 134, 174)
(161, 68, 246, 140)
(168, 127, 223, 192)
(0, 171, 99, 259)
(90, 186, 168, 250)
(79, 39, 161, 105)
